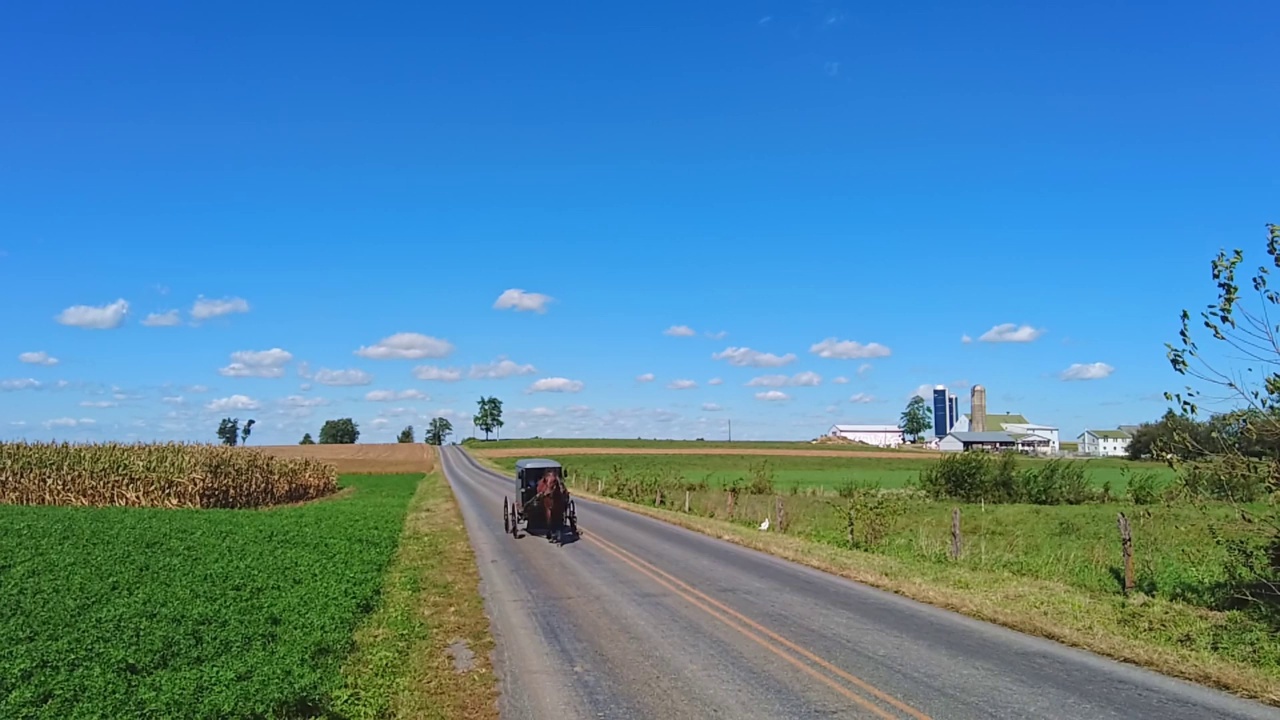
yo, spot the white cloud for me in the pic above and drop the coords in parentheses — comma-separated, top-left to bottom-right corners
(162, 396, 186, 405)
(857, 363, 873, 377)
(566, 405, 593, 417)
(494, 288, 553, 313)
(44, 417, 96, 429)
(527, 407, 557, 417)
(187, 384, 210, 393)
(527, 377, 584, 394)
(469, 358, 536, 379)
(365, 389, 429, 402)
(55, 299, 129, 329)
(849, 393, 876, 404)
(371, 418, 390, 429)
(832, 376, 850, 384)
(79, 400, 117, 408)
(1061, 362, 1115, 381)
(978, 323, 1045, 343)
(313, 368, 373, 386)
(219, 348, 294, 378)
(712, 346, 797, 368)
(668, 379, 698, 390)
(18, 351, 58, 366)
(702, 403, 724, 411)
(636, 373, 656, 383)
(190, 296, 250, 321)
(961, 334, 973, 344)
(708, 377, 724, 386)
(142, 310, 181, 327)
(809, 337, 892, 360)
(746, 372, 821, 387)
(412, 365, 463, 382)
(356, 332, 454, 360)
(281, 395, 329, 408)
(663, 325, 696, 337)
(755, 390, 790, 402)
(705, 330, 728, 340)
(205, 394, 261, 412)
(1, 378, 41, 391)
(790, 371, 822, 387)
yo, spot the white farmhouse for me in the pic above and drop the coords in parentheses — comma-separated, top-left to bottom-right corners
(1078, 428, 1132, 457)
(827, 424, 905, 448)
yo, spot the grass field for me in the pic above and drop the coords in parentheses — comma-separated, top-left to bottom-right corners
(0, 442, 497, 719)
(488, 452, 1176, 492)
(474, 447, 1280, 702)
(463, 437, 935, 454)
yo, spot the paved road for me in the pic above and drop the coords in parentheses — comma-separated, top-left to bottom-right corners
(440, 446, 1280, 720)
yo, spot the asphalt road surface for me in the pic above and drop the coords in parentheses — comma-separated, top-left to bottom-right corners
(440, 446, 1280, 720)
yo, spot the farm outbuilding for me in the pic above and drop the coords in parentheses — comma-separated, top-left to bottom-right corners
(827, 424, 905, 448)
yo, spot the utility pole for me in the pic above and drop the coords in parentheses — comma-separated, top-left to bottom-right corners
(728, 419, 732, 442)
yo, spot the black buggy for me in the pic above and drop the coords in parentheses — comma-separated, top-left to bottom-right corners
(503, 458, 578, 540)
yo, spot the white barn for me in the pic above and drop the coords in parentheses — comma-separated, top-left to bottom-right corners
(827, 424, 904, 448)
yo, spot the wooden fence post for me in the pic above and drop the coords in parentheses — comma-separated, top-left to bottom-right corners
(846, 506, 856, 548)
(597, 479, 603, 494)
(684, 490, 690, 513)
(726, 490, 736, 518)
(656, 489, 663, 507)
(950, 507, 962, 560)
(1117, 512, 1135, 595)
(775, 495, 787, 533)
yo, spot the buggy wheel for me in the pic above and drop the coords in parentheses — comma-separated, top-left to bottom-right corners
(511, 500, 520, 538)
(568, 500, 578, 536)
(503, 497, 510, 535)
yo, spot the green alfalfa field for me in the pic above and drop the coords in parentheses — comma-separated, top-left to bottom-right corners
(0, 441, 497, 720)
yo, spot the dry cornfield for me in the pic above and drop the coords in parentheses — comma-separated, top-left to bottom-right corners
(0, 441, 339, 508)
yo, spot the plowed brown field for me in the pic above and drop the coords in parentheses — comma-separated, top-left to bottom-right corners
(255, 443, 438, 474)
(468, 446, 939, 459)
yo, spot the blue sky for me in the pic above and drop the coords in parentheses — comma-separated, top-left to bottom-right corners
(2, 1, 1277, 444)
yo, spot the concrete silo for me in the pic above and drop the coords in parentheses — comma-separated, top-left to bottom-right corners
(970, 384, 987, 432)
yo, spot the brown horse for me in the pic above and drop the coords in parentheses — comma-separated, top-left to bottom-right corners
(536, 468, 569, 543)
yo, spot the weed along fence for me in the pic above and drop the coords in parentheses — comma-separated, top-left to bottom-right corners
(559, 454, 1279, 621)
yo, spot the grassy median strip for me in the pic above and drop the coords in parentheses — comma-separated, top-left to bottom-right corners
(470, 453, 1280, 706)
(335, 470, 498, 720)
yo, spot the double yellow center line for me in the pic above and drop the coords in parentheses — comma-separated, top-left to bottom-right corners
(584, 531, 932, 720)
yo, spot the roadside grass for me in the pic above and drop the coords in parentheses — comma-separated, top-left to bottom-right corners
(462, 437, 929, 453)
(0, 473, 420, 719)
(472, 451, 1280, 705)
(336, 469, 498, 720)
(488, 453, 1176, 493)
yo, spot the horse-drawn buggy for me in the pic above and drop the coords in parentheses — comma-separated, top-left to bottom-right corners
(503, 458, 578, 543)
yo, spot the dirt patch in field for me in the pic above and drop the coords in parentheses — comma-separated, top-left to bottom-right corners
(469, 447, 939, 459)
(255, 444, 439, 474)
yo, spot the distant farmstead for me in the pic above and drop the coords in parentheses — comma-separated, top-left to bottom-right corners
(827, 424, 905, 448)
(1078, 428, 1133, 457)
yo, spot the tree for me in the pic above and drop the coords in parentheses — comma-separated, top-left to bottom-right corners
(319, 418, 360, 444)
(1165, 222, 1280, 610)
(425, 417, 453, 446)
(473, 396, 504, 441)
(397, 425, 415, 443)
(217, 417, 240, 446)
(899, 396, 932, 442)
(240, 419, 256, 445)
(300, 432, 315, 445)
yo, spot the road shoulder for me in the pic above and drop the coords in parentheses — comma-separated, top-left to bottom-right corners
(336, 464, 499, 719)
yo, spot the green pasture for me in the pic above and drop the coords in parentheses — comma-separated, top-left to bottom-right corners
(464, 437, 922, 453)
(488, 453, 1176, 493)
(0, 473, 421, 720)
